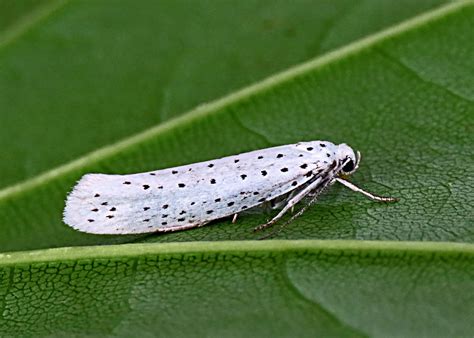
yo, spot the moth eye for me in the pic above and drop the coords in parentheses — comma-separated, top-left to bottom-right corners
(342, 159, 355, 173)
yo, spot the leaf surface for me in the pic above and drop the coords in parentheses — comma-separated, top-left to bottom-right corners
(0, 1, 472, 252)
(0, 2, 473, 336)
(1, 241, 473, 337)
(0, 0, 448, 188)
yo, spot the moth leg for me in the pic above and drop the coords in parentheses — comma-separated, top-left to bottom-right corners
(288, 189, 297, 214)
(258, 197, 316, 240)
(307, 179, 336, 197)
(232, 213, 238, 224)
(270, 190, 295, 210)
(258, 178, 334, 239)
(254, 178, 322, 231)
(335, 178, 397, 202)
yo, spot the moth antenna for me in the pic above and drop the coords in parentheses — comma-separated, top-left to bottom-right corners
(335, 177, 398, 202)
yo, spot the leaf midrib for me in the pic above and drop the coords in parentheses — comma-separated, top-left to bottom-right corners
(1, 240, 473, 266)
(0, 0, 69, 50)
(0, 0, 470, 203)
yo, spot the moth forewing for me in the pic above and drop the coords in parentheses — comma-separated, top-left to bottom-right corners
(64, 141, 397, 235)
(64, 141, 338, 234)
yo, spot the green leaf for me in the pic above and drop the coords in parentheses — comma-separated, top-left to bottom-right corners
(1, 2, 474, 336)
(0, 0, 448, 189)
(0, 1, 472, 252)
(1, 241, 473, 337)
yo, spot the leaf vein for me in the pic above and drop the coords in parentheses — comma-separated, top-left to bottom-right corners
(375, 47, 474, 104)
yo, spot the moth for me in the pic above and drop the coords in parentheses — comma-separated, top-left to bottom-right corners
(63, 141, 396, 236)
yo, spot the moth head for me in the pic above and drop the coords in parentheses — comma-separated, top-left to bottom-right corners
(337, 144, 360, 176)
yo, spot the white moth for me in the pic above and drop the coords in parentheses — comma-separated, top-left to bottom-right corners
(64, 141, 396, 236)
